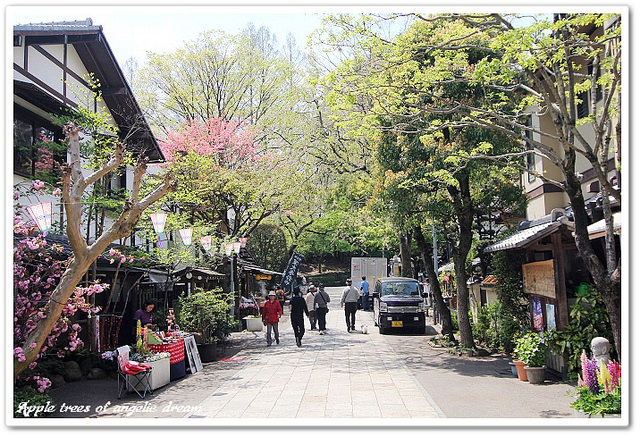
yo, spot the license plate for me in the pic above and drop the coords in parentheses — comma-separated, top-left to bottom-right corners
(391, 321, 403, 327)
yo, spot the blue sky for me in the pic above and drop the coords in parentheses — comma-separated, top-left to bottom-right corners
(9, 5, 326, 66)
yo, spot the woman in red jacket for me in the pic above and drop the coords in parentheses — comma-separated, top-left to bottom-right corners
(262, 290, 282, 346)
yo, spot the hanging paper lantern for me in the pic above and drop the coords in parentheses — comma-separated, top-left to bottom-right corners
(26, 202, 52, 236)
(239, 237, 248, 248)
(178, 228, 193, 246)
(150, 212, 168, 247)
(224, 242, 233, 256)
(233, 242, 242, 254)
(150, 212, 167, 234)
(200, 236, 212, 252)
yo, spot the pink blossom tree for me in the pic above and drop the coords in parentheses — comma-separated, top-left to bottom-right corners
(13, 119, 176, 379)
(160, 117, 258, 168)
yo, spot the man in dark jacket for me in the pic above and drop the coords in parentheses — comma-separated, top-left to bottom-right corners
(289, 287, 309, 347)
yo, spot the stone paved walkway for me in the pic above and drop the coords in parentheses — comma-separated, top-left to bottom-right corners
(189, 286, 443, 422)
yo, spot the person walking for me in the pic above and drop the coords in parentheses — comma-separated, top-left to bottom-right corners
(341, 278, 361, 332)
(262, 290, 282, 346)
(305, 285, 318, 330)
(360, 276, 370, 311)
(289, 288, 309, 347)
(314, 283, 331, 335)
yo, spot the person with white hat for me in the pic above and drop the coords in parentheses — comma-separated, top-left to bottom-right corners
(262, 289, 282, 346)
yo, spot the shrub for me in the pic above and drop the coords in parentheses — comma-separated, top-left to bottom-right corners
(14, 386, 55, 418)
(176, 288, 237, 343)
(513, 331, 546, 367)
(491, 250, 529, 353)
(474, 302, 502, 349)
(545, 284, 614, 377)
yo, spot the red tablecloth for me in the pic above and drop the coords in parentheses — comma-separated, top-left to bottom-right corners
(149, 338, 185, 365)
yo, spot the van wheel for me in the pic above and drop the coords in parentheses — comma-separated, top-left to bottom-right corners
(417, 325, 426, 335)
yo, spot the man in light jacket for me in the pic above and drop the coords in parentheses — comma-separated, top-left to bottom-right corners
(340, 278, 361, 333)
(305, 285, 318, 330)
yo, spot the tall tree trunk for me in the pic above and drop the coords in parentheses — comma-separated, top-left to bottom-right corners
(448, 174, 475, 348)
(563, 150, 621, 359)
(414, 226, 455, 342)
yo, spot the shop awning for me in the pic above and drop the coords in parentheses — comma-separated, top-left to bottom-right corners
(586, 211, 622, 240)
(237, 260, 282, 277)
(179, 267, 225, 278)
(484, 219, 572, 253)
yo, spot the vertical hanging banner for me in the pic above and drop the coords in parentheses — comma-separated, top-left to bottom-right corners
(281, 251, 304, 291)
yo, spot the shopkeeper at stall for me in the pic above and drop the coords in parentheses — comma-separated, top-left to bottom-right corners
(133, 301, 156, 328)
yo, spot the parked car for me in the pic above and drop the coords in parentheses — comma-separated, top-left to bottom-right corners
(372, 277, 427, 334)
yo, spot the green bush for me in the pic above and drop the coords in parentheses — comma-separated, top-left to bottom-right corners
(491, 250, 529, 353)
(474, 302, 502, 349)
(14, 387, 55, 418)
(176, 287, 237, 343)
(513, 331, 546, 367)
(571, 386, 621, 417)
(545, 284, 614, 376)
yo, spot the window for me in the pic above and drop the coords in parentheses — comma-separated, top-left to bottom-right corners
(576, 91, 589, 119)
(380, 282, 420, 298)
(14, 107, 65, 182)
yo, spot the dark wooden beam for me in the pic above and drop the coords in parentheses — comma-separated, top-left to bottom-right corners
(13, 63, 76, 108)
(31, 44, 89, 89)
(551, 233, 569, 329)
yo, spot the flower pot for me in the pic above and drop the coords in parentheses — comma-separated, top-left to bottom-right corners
(513, 359, 528, 381)
(508, 361, 518, 377)
(244, 317, 263, 332)
(524, 366, 546, 384)
(197, 343, 217, 363)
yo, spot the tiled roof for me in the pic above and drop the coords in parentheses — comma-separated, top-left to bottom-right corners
(484, 219, 570, 253)
(481, 275, 498, 286)
(14, 18, 101, 32)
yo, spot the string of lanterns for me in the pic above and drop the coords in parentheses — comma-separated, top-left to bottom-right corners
(25, 207, 246, 254)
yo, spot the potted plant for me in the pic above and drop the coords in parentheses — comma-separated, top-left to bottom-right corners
(176, 287, 237, 362)
(511, 332, 528, 381)
(514, 331, 547, 384)
(243, 314, 263, 332)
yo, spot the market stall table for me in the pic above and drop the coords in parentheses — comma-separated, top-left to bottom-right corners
(149, 338, 186, 381)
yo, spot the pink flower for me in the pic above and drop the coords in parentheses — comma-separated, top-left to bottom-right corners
(52, 188, 62, 196)
(31, 180, 45, 191)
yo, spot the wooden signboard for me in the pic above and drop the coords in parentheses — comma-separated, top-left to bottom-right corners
(522, 260, 556, 298)
(184, 335, 203, 374)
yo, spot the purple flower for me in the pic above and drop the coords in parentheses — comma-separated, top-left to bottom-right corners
(585, 358, 600, 394)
